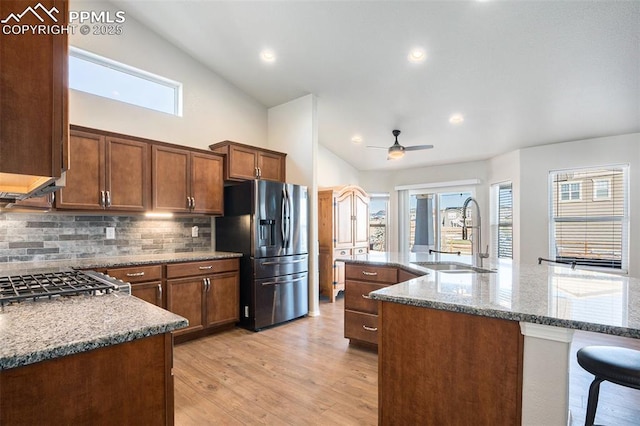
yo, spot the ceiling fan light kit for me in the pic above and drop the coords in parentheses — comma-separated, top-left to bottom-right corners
(368, 129, 434, 160)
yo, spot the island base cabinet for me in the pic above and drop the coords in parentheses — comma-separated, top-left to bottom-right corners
(0, 333, 174, 425)
(378, 302, 523, 426)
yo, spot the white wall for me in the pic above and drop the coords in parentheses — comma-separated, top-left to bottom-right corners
(69, 0, 267, 150)
(267, 95, 320, 316)
(317, 145, 360, 188)
(518, 133, 640, 277)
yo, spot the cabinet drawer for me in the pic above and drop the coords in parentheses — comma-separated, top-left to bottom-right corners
(166, 258, 239, 279)
(334, 248, 352, 258)
(353, 247, 368, 255)
(345, 264, 397, 284)
(106, 265, 162, 283)
(345, 310, 379, 345)
(345, 280, 386, 314)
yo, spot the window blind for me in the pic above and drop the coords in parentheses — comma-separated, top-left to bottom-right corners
(497, 183, 513, 259)
(550, 166, 628, 270)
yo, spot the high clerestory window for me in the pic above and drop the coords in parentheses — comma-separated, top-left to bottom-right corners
(69, 46, 183, 116)
(549, 165, 629, 271)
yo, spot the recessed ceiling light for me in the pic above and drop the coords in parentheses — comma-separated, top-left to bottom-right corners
(408, 48, 426, 63)
(351, 135, 363, 144)
(260, 49, 276, 63)
(449, 114, 464, 124)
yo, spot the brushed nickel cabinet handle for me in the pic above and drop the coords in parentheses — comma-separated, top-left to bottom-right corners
(361, 294, 371, 299)
(198, 266, 213, 270)
(362, 325, 378, 332)
(362, 271, 378, 276)
(106, 190, 111, 208)
(125, 272, 145, 277)
(157, 284, 162, 304)
(191, 197, 195, 210)
(100, 191, 106, 207)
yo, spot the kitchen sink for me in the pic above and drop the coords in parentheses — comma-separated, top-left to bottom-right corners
(412, 262, 496, 274)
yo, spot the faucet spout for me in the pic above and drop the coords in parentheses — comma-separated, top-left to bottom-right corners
(462, 196, 489, 267)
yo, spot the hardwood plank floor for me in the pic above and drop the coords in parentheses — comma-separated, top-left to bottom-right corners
(173, 295, 378, 425)
(174, 297, 640, 425)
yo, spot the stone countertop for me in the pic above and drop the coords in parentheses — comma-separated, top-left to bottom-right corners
(350, 252, 640, 339)
(0, 292, 188, 370)
(0, 251, 242, 276)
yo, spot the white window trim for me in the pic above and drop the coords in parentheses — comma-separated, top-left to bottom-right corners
(69, 46, 183, 116)
(592, 178, 612, 201)
(559, 181, 582, 202)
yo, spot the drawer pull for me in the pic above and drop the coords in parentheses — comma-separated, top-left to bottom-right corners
(362, 325, 378, 332)
(362, 271, 378, 276)
(198, 266, 213, 270)
(340, 251, 347, 255)
(361, 294, 371, 299)
(126, 272, 145, 277)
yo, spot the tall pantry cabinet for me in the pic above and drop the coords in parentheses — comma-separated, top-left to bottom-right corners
(318, 186, 370, 302)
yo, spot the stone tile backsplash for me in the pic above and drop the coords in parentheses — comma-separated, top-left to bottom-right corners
(0, 213, 212, 263)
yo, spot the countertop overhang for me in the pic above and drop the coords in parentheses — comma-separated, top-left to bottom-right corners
(347, 252, 640, 339)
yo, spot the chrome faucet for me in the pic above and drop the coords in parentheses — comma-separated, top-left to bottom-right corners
(462, 196, 489, 267)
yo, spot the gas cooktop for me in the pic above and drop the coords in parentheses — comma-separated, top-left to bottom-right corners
(0, 270, 127, 306)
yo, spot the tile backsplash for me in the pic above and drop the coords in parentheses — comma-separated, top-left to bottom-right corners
(0, 213, 212, 263)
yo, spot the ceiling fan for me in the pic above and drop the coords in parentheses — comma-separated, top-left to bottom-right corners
(368, 129, 434, 160)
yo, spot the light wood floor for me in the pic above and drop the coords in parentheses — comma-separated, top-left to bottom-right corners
(173, 297, 640, 425)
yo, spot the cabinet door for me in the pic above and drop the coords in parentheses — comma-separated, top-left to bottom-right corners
(152, 145, 190, 212)
(191, 153, 223, 215)
(334, 192, 354, 248)
(257, 151, 285, 182)
(227, 144, 258, 180)
(167, 277, 205, 335)
(56, 130, 105, 210)
(106, 137, 149, 211)
(0, 0, 68, 183)
(353, 191, 370, 246)
(205, 271, 239, 327)
(131, 281, 164, 308)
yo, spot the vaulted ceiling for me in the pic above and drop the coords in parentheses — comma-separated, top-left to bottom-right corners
(113, 0, 640, 171)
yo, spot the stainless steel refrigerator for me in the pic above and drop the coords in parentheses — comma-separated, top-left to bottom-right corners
(215, 180, 309, 331)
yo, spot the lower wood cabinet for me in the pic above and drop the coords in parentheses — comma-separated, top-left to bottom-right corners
(0, 334, 174, 425)
(166, 258, 240, 341)
(106, 264, 164, 308)
(344, 263, 424, 348)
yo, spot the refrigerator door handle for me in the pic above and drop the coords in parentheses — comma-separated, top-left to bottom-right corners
(281, 188, 287, 247)
(261, 259, 306, 265)
(284, 186, 291, 247)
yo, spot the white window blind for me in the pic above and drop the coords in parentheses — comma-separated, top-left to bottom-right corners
(549, 165, 628, 270)
(497, 183, 513, 259)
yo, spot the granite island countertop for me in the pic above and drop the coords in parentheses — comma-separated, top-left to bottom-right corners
(349, 252, 640, 338)
(0, 292, 187, 370)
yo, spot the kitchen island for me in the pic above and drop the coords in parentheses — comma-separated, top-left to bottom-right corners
(346, 252, 640, 426)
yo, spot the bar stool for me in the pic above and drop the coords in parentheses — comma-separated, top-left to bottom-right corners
(576, 346, 640, 426)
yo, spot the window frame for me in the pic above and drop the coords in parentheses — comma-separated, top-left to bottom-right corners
(69, 46, 183, 116)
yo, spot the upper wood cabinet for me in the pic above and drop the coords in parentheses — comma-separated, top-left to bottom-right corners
(0, 0, 69, 196)
(152, 145, 223, 214)
(57, 128, 150, 212)
(209, 141, 286, 182)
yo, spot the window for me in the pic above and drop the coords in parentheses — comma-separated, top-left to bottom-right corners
(559, 181, 581, 201)
(593, 179, 611, 200)
(369, 194, 389, 251)
(549, 165, 629, 271)
(69, 47, 183, 116)
(409, 191, 472, 254)
(492, 182, 513, 259)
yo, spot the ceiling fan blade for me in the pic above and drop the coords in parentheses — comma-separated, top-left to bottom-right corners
(366, 146, 389, 149)
(404, 145, 434, 151)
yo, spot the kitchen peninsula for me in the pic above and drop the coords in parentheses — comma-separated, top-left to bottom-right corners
(346, 252, 640, 426)
(0, 251, 240, 424)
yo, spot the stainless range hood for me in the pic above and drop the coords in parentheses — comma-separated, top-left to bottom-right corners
(0, 172, 66, 206)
